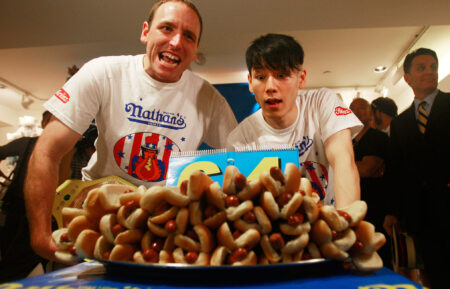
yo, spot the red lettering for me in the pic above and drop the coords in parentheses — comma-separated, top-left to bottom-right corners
(55, 88, 70, 103)
(335, 106, 352, 116)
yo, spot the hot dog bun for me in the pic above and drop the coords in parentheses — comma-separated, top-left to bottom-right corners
(53, 165, 386, 272)
(340, 200, 367, 227)
(187, 170, 213, 200)
(109, 244, 136, 262)
(283, 163, 301, 194)
(67, 215, 97, 242)
(94, 235, 114, 260)
(74, 229, 101, 259)
(320, 205, 349, 232)
(52, 228, 73, 250)
(352, 251, 383, 272)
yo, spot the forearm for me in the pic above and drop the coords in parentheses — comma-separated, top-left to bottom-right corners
(24, 146, 60, 256)
(356, 156, 385, 178)
(23, 119, 81, 261)
(334, 158, 360, 209)
(324, 129, 360, 209)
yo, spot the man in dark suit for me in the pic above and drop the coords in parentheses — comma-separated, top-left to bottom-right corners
(384, 48, 449, 288)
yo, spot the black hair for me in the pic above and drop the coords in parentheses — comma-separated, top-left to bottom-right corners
(371, 97, 398, 118)
(403, 47, 438, 73)
(246, 33, 304, 75)
(42, 110, 51, 119)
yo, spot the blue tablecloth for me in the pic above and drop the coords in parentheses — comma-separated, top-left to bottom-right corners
(1, 261, 424, 289)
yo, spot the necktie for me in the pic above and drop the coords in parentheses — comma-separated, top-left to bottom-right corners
(417, 101, 428, 134)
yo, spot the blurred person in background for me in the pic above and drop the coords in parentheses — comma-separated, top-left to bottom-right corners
(383, 48, 449, 288)
(0, 111, 51, 282)
(350, 97, 391, 268)
(370, 97, 398, 135)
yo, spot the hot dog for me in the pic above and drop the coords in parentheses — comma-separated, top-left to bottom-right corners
(61, 207, 86, 227)
(319, 205, 349, 232)
(53, 166, 386, 271)
(52, 228, 73, 250)
(222, 165, 240, 195)
(98, 184, 136, 211)
(217, 222, 260, 251)
(74, 229, 101, 259)
(172, 247, 210, 265)
(187, 170, 214, 200)
(117, 200, 149, 229)
(353, 221, 386, 254)
(233, 206, 272, 235)
(174, 224, 215, 254)
(109, 244, 136, 262)
(94, 235, 113, 260)
(99, 213, 118, 243)
(67, 215, 97, 242)
(259, 171, 283, 197)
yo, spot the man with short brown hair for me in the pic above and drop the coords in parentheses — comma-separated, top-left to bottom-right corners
(25, 0, 237, 264)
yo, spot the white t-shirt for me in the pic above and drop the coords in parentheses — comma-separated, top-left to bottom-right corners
(45, 55, 237, 187)
(227, 88, 362, 205)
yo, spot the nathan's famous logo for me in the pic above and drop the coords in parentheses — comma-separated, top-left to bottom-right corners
(113, 132, 181, 182)
(54, 88, 70, 103)
(294, 136, 313, 157)
(335, 106, 352, 116)
(125, 103, 186, 130)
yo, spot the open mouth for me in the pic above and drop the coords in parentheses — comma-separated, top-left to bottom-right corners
(265, 98, 282, 105)
(159, 52, 180, 66)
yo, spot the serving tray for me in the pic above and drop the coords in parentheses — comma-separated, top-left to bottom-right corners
(98, 258, 344, 283)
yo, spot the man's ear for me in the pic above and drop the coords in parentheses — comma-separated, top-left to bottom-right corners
(140, 21, 150, 44)
(403, 74, 410, 85)
(248, 73, 254, 93)
(298, 69, 307, 89)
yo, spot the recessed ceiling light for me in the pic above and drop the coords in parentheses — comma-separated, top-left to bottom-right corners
(374, 66, 387, 73)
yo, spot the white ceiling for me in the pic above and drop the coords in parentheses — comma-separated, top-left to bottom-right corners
(1, 0, 450, 129)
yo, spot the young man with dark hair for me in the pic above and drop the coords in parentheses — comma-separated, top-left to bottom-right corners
(384, 47, 449, 288)
(228, 33, 363, 209)
(25, 0, 237, 264)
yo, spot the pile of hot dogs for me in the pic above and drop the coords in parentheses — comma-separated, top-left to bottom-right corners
(53, 163, 386, 271)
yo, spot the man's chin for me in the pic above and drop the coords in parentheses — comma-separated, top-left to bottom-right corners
(152, 69, 182, 83)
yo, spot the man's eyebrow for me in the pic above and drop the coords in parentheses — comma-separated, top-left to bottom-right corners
(158, 20, 174, 28)
(158, 20, 198, 42)
(184, 28, 198, 41)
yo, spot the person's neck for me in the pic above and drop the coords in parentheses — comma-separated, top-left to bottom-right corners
(378, 116, 391, 130)
(413, 87, 436, 101)
(264, 110, 298, 130)
(354, 124, 370, 142)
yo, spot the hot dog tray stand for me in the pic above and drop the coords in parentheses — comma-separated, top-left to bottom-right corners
(1, 259, 424, 289)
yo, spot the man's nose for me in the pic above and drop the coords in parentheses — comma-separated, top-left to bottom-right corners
(265, 76, 277, 93)
(169, 33, 182, 48)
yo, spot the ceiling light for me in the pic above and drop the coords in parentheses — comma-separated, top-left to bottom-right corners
(374, 66, 387, 73)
